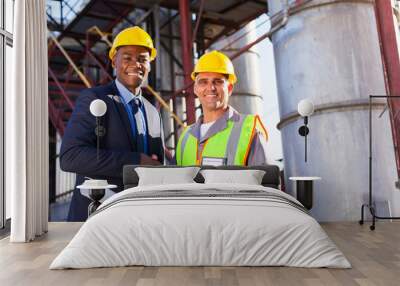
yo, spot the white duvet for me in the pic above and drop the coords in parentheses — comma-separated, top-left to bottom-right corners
(50, 183, 351, 269)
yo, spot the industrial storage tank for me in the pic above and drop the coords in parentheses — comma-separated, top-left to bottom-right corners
(268, 0, 400, 221)
(212, 21, 264, 115)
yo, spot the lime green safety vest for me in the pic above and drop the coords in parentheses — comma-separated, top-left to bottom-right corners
(176, 114, 267, 166)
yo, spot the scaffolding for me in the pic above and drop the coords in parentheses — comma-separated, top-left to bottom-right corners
(46, 0, 269, 201)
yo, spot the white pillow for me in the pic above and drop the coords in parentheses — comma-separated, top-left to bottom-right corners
(135, 167, 200, 186)
(200, 169, 266, 185)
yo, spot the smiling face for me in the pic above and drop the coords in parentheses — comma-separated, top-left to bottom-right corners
(194, 72, 233, 117)
(112, 45, 151, 93)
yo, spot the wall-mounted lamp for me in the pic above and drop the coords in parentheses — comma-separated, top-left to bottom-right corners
(89, 99, 107, 162)
(297, 99, 314, 162)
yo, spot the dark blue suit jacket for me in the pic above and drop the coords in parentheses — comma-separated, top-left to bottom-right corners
(60, 81, 164, 221)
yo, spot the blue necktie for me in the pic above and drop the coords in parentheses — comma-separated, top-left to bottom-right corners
(130, 98, 140, 116)
(130, 98, 145, 153)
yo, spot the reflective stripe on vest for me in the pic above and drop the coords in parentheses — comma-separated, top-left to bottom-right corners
(176, 115, 258, 166)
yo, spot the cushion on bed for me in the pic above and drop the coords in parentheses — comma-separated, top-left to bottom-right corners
(200, 169, 266, 185)
(123, 165, 281, 189)
(135, 166, 200, 186)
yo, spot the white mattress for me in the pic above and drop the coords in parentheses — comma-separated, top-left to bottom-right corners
(50, 183, 351, 269)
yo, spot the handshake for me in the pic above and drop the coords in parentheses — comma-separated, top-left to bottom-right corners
(140, 153, 161, 165)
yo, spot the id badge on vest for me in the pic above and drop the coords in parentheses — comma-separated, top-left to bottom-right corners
(201, 157, 227, 166)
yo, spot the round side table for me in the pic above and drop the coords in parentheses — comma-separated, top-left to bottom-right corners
(77, 181, 117, 216)
(289, 177, 321, 210)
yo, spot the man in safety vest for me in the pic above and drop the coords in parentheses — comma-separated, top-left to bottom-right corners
(176, 50, 268, 166)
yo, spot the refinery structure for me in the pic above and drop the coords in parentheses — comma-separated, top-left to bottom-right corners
(43, 0, 400, 221)
(1, 0, 400, 226)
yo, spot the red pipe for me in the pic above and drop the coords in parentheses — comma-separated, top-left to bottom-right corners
(166, 28, 272, 103)
(48, 81, 86, 89)
(231, 32, 270, 61)
(87, 51, 113, 81)
(179, 0, 196, 124)
(48, 68, 75, 109)
(192, 0, 205, 43)
(48, 99, 65, 136)
(374, 0, 400, 177)
(85, 29, 91, 81)
(64, 65, 73, 86)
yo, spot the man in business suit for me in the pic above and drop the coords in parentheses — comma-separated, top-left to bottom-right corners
(60, 26, 164, 221)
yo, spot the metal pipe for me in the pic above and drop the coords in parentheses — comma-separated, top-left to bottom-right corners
(135, 7, 155, 26)
(192, 0, 205, 43)
(48, 68, 75, 110)
(160, 40, 183, 69)
(231, 0, 289, 60)
(179, 0, 196, 124)
(87, 26, 112, 46)
(160, 11, 180, 31)
(145, 86, 185, 127)
(86, 52, 113, 81)
(289, 0, 372, 16)
(154, 4, 162, 90)
(60, 0, 64, 27)
(48, 31, 92, 88)
(360, 95, 400, 230)
(369, 96, 372, 206)
(165, 0, 291, 102)
(220, 0, 302, 54)
(85, 26, 91, 82)
(374, 0, 400, 178)
(168, 9, 180, 144)
(277, 99, 386, 129)
(65, 65, 74, 86)
(220, 18, 270, 51)
(48, 99, 65, 136)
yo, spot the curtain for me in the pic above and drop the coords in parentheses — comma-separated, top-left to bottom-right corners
(7, 0, 49, 242)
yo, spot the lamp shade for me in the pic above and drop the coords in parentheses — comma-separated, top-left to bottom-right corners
(297, 99, 314, 117)
(90, 99, 107, 117)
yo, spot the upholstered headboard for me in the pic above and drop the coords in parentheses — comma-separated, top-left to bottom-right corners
(123, 165, 281, 190)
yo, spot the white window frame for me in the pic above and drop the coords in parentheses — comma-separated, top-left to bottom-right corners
(0, 0, 13, 231)
(1, 0, 5, 230)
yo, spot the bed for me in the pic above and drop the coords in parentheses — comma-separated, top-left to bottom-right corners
(50, 165, 350, 269)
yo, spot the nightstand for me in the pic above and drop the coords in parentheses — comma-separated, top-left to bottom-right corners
(289, 176, 321, 210)
(77, 180, 117, 216)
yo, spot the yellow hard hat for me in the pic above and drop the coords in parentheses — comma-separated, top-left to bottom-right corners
(109, 26, 157, 61)
(191, 50, 237, 84)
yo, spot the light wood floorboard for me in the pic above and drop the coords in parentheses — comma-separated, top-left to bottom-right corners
(0, 222, 399, 286)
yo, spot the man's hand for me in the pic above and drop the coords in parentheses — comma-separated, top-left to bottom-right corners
(140, 154, 161, 165)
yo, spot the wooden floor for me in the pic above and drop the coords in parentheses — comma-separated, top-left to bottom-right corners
(0, 222, 399, 286)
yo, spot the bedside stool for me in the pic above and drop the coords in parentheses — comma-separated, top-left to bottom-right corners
(289, 177, 321, 210)
(77, 179, 117, 216)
